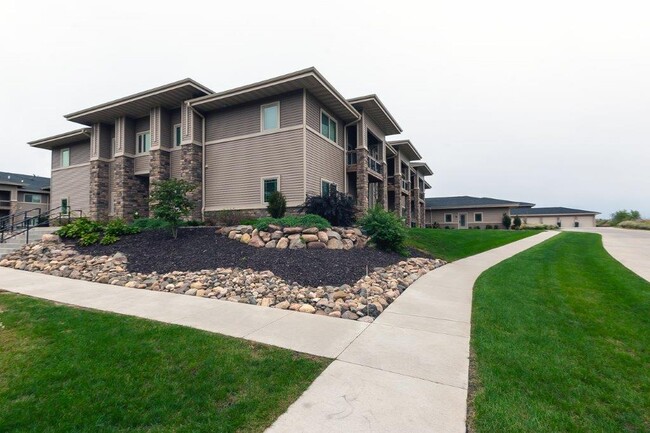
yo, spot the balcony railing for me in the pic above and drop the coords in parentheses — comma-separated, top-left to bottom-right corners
(367, 155, 382, 174)
(347, 150, 358, 165)
(401, 179, 409, 190)
(0, 200, 11, 208)
(419, 191, 425, 200)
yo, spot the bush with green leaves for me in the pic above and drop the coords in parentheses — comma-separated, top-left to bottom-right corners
(611, 209, 642, 226)
(301, 192, 356, 227)
(513, 215, 522, 229)
(359, 206, 407, 253)
(56, 217, 140, 246)
(267, 191, 287, 219)
(254, 214, 330, 231)
(105, 218, 139, 237)
(502, 213, 512, 229)
(130, 217, 170, 231)
(57, 217, 103, 239)
(149, 179, 196, 239)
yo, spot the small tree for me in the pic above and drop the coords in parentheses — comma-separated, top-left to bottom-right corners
(149, 179, 196, 239)
(611, 209, 641, 225)
(502, 212, 512, 230)
(267, 191, 287, 218)
(301, 191, 356, 226)
(513, 215, 522, 229)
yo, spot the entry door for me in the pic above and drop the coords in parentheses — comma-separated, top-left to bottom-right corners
(459, 213, 467, 229)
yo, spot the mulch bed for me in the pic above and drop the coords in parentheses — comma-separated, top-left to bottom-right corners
(72, 227, 425, 286)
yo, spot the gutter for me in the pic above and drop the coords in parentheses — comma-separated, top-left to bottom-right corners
(186, 102, 206, 221)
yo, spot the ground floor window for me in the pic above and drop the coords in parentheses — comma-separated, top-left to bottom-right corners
(262, 177, 278, 203)
(474, 212, 483, 222)
(61, 198, 69, 214)
(321, 179, 337, 197)
(444, 213, 452, 223)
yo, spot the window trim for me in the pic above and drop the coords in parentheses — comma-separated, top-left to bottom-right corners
(60, 148, 70, 167)
(474, 212, 483, 222)
(23, 193, 42, 203)
(444, 213, 453, 223)
(320, 109, 338, 144)
(321, 178, 337, 197)
(260, 101, 280, 132)
(260, 175, 280, 204)
(136, 131, 151, 155)
(173, 124, 182, 147)
(61, 197, 69, 215)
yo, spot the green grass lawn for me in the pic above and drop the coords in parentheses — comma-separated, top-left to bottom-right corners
(469, 232, 650, 432)
(0, 294, 329, 433)
(406, 228, 539, 261)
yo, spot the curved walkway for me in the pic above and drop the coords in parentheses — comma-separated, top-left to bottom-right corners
(0, 231, 558, 433)
(565, 227, 650, 282)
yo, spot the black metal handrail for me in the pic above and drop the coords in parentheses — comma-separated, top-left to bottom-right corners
(0, 206, 83, 244)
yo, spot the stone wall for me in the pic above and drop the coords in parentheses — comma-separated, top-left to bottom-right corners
(180, 143, 202, 220)
(218, 225, 368, 250)
(89, 160, 109, 221)
(355, 148, 369, 218)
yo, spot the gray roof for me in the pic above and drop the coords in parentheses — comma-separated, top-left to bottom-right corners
(512, 207, 600, 216)
(0, 171, 50, 192)
(425, 196, 534, 209)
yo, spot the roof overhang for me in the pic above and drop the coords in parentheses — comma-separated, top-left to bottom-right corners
(385, 143, 397, 157)
(428, 203, 527, 210)
(189, 67, 360, 123)
(411, 161, 433, 176)
(348, 94, 402, 135)
(387, 139, 422, 161)
(28, 128, 91, 150)
(64, 78, 213, 125)
(424, 180, 432, 189)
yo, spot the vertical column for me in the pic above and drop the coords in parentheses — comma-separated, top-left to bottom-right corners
(112, 117, 138, 221)
(355, 147, 369, 218)
(149, 107, 171, 192)
(412, 187, 421, 227)
(393, 173, 403, 216)
(379, 162, 388, 210)
(180, 103, 202, 220)
(89, 123, 111, 221)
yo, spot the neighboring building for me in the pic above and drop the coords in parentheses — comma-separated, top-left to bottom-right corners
(511, 207, 600, 228)
(28, 68, 432, 226)
(0, 171, 50, 218)
(424, 196, 534, 229)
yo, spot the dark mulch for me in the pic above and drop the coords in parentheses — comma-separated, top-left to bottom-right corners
(71, 227, 424, 286)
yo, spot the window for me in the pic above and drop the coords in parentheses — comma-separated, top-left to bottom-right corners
(321, 180, 337, 197)
(262, 177, 278, 203)
(173, 124, 182, 147)
(320, 111, 337, 142)
(136, 131, 151, 154)
(474, 212, 483, 222)
(61, 148, 70, 167)
(61, 198, 69, 215)
(444, 213, 452, 223)
(261, 102, 280, 131)
(23, 194, 41, 203)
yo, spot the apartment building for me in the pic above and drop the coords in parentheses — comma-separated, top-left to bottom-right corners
(0, 171, 50, 218)
(28, 68, 432, 226)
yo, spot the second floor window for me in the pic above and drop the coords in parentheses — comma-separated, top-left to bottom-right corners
(136, 131, 151, 155)
(23, 194, 42, 203)
(321, 111, 337, 142)
(61, 148, 70, 167)
(261, 102, 279, 131)
(174, 124, 182, 147)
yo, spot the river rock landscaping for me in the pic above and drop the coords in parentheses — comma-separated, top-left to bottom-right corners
(0, 228, 445, 322)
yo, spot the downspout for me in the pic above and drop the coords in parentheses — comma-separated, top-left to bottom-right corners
(187, 102, 206, 221)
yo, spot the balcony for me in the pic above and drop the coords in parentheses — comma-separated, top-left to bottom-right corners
(367, 155, 382, 175)
(401, 179, 410, 191)
(347, 151, 357, 165)
(0, 200, 11, 209)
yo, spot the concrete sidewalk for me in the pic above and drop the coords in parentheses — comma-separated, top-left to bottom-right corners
(566, 227, 650, 282)
(0, 230, 558, 433)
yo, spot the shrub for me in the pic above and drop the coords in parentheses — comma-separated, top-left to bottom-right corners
(485, 225, 493, 229)
(100, 233, 119, 245)
(184, 220, 203, 227)
(513, 215, 522, 229)
(105, 218, 139, 237)
(301, 192, 356, 226)
(78, 232, 101, 246)
(149, 179, 196, 239)
(57, 217, 103, 239)
(57, 217, 139, 246)
(502, 213, 512, 230)
(255, 214, 330, 231)
(432, 222, 440, 229)
(359, 206, 407, 253)
(131, 218, 170, 231)
(618, 220, 650, 230)
(267, 191, 287, 219)
(611, 210, 642, 226)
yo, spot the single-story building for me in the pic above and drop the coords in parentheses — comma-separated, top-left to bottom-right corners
(424, 196, 534, 229)
(511, 207, 600, 228)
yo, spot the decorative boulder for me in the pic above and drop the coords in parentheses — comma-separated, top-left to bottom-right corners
(240, 233, 251, 244)
(249, 235, 265, 248)
(275, 237, 289, 249)
(302, 227, 319, 234)
(301, 234, 319, 243)
(307, 241, 326, 249)
(327, 238, 343, 250)
(283, 226, 303, 234)
(42, 233, 59, 243)
(317, 231, 329, 243)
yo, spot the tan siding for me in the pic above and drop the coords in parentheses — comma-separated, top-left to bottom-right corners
(192, 110, 202, 142)
(204, 129, 304, 209)
(426, 207, 512, 228)
(364, 112, 387, 143)
(51, 140, 90, 169)
(15, 202, 47, 213)
(305, 130, 345, 196)
(160, 108, 172, 149)
(305, 91, 344, 147)
(124, 118, 136, 155)
(51, 165, 90, 216)
(170, 108, 181, 127)
(170, 149, 182, 179)
(135, 116, 150, 133)
(205, 91, 303, 142)
(134, 155, 151, 174)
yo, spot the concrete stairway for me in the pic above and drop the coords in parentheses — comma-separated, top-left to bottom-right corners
(0, 227, 58, 258)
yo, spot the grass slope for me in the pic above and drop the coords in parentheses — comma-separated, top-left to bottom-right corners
(469, 232, 650, 432)
(406, 228, 538, 261)
(0, 294, 329, 433)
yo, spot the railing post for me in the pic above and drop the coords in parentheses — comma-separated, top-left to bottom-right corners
(25, 217, 30, 244)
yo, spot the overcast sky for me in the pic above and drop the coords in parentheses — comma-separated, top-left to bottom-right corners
(1, 0, 648, 217)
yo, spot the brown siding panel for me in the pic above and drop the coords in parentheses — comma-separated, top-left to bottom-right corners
(305, 130, 345, 196)
(170, 149, 182, 179)
(135, 116, 150, 133)
(134, 155, 151, 174)
(305, 91, 344, 147)
(51, 141, 90, 169)
(51, 165, 90, 215)
(204, 129, 304, 209)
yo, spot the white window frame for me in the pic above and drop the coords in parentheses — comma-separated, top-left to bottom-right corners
(61, 148, 70, 167)
(136, 131, 151, 155)
(261, 176, 280, 204)
(320, 109, 338, 144)
(444, 213, 453, 223)
(61, 197, 69, 215)
(173, 124, 182, 147)
(474, 212, 483, 222)
(260, 101, 280, 132)
(321, 179, 337, 197)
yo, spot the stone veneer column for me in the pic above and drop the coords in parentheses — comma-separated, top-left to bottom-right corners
(355, 147, 369, 218)
(412, 187, 422, 227)
(149, 149, 170, 188)
(406, 190, 412, 227)
(180, 143, 202, 220)
(89, 160, 110, 221)
(378, 162, 389, 210)
(112, 156, 137, 221)
(392, 173, 403, 216)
